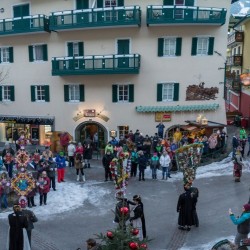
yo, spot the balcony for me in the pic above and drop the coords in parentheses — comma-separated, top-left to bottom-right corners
(0, 15, 50, 36)
(52, 54, 141, 76)
(227, 31, 244, 46)
(49, 6, 141, 31)
(147, 5, 227, 26)
(227, 54, 243, 67)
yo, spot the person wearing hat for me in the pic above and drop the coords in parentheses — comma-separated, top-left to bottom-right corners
(19, 198, 38, 247)
(229, 204, 250, 247)
(38, 171, 50, 206)
(137, 150, 147, 181)
(102, 150, 114, 182)
(130, 195, 146, 240)
(7, 203, 30, 250)
(56, 151, 66, 183)
(2, 141, 15, 178)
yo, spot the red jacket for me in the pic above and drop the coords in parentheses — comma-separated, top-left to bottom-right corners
(38, 177, 50, 194)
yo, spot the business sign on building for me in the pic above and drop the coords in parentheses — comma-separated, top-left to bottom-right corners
(155, 112, 171, 122)
(84, 109, 96, 117)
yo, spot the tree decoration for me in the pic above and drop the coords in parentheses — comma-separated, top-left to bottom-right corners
(120, 206, 129, 215)
(131, 228, 139, 236)
(129, 242, 139, 249)
(3, 152, 14, 164)
(140, 243, 147, 249)
(106, 231, 114, 239)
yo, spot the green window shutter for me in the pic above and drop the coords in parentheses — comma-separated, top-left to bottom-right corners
(79, 85, 85, 102)
(158, 38, 164, 57)
(129, 84, 134, 102)
(64, 85, 69, 102)
(173, 83, 179, 101)
(0, 86, 2, 101)
(118, 0, 124, 6)
(0, 49, 2, 63)
(78, 42, 84, 56)
(157, 84, 163, 102)
(31, 86, 36, 102)
(191, 37, 197, 56)
(164, 0, 174, 5)
(9, 47, 14, 63)
(44, 85, 50, 102)
(28, 45, 34, 62)
(112, 85, 118, 103)
(175, 38, 182, 56)
(97, 0, 103, 8)
(208, 37, 215, 55)
(185, 0, 194, 6)
(67, 42, 73, 56)
(10, 86, 15, 101)
(76, 0, 89, 9)
(42, 44, 48, 61)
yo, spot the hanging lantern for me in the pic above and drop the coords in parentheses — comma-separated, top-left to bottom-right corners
(240, 73, 250, 86)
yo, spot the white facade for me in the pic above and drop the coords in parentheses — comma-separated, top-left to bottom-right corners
(0, 0, 230, 146)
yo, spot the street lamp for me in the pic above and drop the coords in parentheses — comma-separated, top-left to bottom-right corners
(214, 50, 227, 99)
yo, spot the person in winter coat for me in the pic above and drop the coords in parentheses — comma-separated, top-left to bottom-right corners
(177, 184, 195, 231)
(86, 238, 101, 250)
(130, 147, 138, 177)
(56, 151, 66, 183)
(137, 151, 147, 181)
(75, 152, 85, 182)
(75, 142, 84, 156)
(67, 141, 76, 168)
(156, 122, 165, 138)
(233, 147, 244, 182)
(130, 195, 146, 240)
(42, 146, 53, 161)
(150, 152, 159, 179)
(102, 151, 113, 182)
(83, 143, 92, 168)
(232, 134, 239, 158)
(2, 142, 15, 178)
(7, 204, 30, 250)
(229, 203, 250, 247)
(159, 151, 171, 180)
(38, 171, 50, 206)
(208, 133, 218, 153)
(19, 198, 38, 247)
(45, 158, 57, 190)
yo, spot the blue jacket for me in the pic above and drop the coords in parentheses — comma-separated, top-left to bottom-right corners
(230, 212, 250, 234)
(56, 156, 66, 169)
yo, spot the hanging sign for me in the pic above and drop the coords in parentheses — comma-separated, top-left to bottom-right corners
(155, 112, 171, 122)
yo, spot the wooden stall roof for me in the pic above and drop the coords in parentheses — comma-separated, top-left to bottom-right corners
(184, 120, 226, 128)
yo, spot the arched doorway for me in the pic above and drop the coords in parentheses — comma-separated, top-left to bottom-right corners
(75, 121, 107, 149)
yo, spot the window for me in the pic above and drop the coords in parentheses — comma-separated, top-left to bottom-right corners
(0, 86, 15, 101)
(105, 0, 117, 7)
(157, 83, 179, 102)
(158, 38, 182, 57)
(112, 84, 134, 103)
(31, 85, 50, 102)
(64, 84, 85, 102)
(28, 44, 48, 62)
(118, 126, 129, 138)
(0, 47, 14, 63)
(191, 37, 214, 56)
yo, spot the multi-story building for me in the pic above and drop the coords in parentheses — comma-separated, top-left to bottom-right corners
(0, 0, 230, 147)
(226, 14, 250, 121)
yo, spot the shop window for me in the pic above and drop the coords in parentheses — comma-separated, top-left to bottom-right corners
(0, 47, 14, 63)
(118, 126, 129, 138)
(0, 85, 15, 101)
(158, 37, 182, 57)
(157, 83, 179, 102)
(191, 37, 214, 56)
(28, 44, 48, 62)
(31, 85, 50, 102)
(112, 84, 134, 103)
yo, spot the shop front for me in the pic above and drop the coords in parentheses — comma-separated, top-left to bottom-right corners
(0, 115, 54, 145)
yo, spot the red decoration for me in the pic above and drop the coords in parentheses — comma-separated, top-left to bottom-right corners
(106, 231, 114, 239)
(131, 228, 139, 236)
(140, 243, 147, 249)
(120, 206, 129, 215)
(129, 242, 139, 250)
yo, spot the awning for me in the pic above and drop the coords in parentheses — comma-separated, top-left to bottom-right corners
(0, 115, 54, 125)
(181, 125, 198, 131)
(135, 103, 219, 113)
